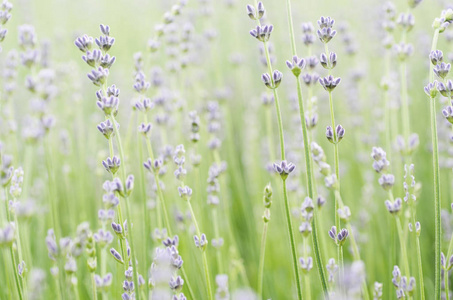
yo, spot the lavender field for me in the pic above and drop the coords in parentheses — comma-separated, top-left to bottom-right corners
(1, 0, 453, 299)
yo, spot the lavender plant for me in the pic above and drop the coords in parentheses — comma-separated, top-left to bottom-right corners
(4, 1, 453, 300)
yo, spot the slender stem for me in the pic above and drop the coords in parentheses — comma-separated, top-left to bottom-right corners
(302, 236, 311, 300)
(187, 200, 213, 300)
(430, 28, 441, 300)
(10, 246, 23, 300)
(282, 179, 302, 300)
(415, 234, 425, 300)
(143, 114, 163, 230)
(409, 201, 425, 300)
(180, 266, 196, 300)
(109, 113, 140, 300)
(339, 245, 344, 294)
(400, 60, 410, 142)
(285, 0, 329, 296)
(297, 76, 329, 296)
(44, 136, 65, 299)
(137, 124, 150, 297)
(140, 115, 195, 300)
(395, 216, 410, 276)
(384, 50, 393, 164)
(257, 221, 269, 299)
(265, 107, 275, 163)
(212, 207, 223, 274)
(446, 270, 450, 300)
(100, 248, 106, 300)
(91, 273, 98, 300)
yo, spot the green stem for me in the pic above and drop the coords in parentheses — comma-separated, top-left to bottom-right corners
(415, 234, 425, 300)
(212, 207, 223, 274)
(10, 246, 24, 300)
(297, 75, 328, 297)
(91, 272, 98, 300)
(109, 113, 140, 300)
(400, 60, 410, 142)
(395, 216, 410, 276)
(429, 28, 441, 300)
(187, 200, 213, 300)
(265, 107, 275, 163)
(282, 179, 302, 300)
(446, 270, 450, 300)
(384, 50, 392, 164)
(257, 221, 268, 299)
(140, 115, 195, 300)
(302, 236, 311, 300)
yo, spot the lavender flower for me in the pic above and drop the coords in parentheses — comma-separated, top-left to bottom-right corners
(97, 96, 119, 115)
(328, 226, 349, 246)
(433, 62, 451, 79)
(169, 276, 184, 292)
(299, 257, 313, 274)
(318, 75, 341, 92)
(100, 53, 116, 69)
(246, 2, 264, 20)
(320, 52, 337, 69)
(286, 56, 306, 77)
(215, 274, 229, 300)
(261, 70, 282, 89)
(437, 80, 452, 97)
(135, 97, 154, 112)
(326, 258, 338, 283)
(385, 198, 402, 214)
(110, 247, 124, 264)
(178, 186, 192, 200)
(194, 233, 208, 250)
(424, 81, 439, 98)
(74, 34, 93, 52)
(102, 156, 121, 175)
(82, 49, 101, 67)
(0, 222, 15, 246)
(87, 67, 109, 86)
(95, 25, 115, 52)
(430, 50, 443, 65)
(394, 42, 413, 61)
(250, 25, 274, 42)
(273, 160, 296, 180)
(371, 147, 390, 173)
(379, 174, 395, 190)
(95, 273, 113, 292)
(138, 122, 152, 136)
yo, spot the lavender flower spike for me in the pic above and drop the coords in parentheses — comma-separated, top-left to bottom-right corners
(319, 75, 341, 92)
(273, 160, 296, 180)
(437, 80, 453, 98)
(74, 34, 94, 52)
(261, 70, 282, 89)
(250, 24, 274, 42)
(87, 67, 109, 86)
(423, 81, 438, 98)
(102, 156, 121, 175)
(286, 56, 306, 77)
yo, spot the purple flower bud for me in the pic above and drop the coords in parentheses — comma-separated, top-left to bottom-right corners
(102, 156, 121, 175)
(319, 75, 341, 92)
(82, 49, 101, 67)
(110, 248, 124, 264)
(87, 67, 109, 86)
(273, 160, 296, 179)
(74, 34, 93, 52)
(434, 62, 451, 79)
(430, 50, 443, 65)
(326, 126, 334, 143)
